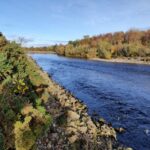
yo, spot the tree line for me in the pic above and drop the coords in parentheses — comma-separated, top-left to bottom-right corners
(26, 29, 150, 60)
(52, 29, 150, 59)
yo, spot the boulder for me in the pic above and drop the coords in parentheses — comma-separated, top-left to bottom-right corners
(66, 127, 77, 134)
(78, 126, 87, 133)
(68, 135, 78, 143)
(47, 142, 52, 149)
(100, 124, 116, 139)
(115, 127, 126, 133)
(67, 110, 80, 121)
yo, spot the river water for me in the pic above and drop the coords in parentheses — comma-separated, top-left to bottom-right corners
(31, 54, 150, 150)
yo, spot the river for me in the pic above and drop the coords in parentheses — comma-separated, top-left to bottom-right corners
(31, 54, 150, 150)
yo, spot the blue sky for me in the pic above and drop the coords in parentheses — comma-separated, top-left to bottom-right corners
(0, 0, 150, 46)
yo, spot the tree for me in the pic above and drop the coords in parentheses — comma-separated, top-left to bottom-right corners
(141, 30, 150, 47)
(0, 35, 7, 48)
(125, 30, 143, 43)
(16, 37, 33, 46)
(112, 32, 124, 44)
(97, 41, 112, 59)
(55, 44, 65, 55)
(84, 35, 90, 39)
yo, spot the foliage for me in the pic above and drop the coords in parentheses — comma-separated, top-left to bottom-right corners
(14, 116, 36, 150)
(86, 47, 97, 58)
(97, 41, 112, 59)
(44, 29, 150, 59)
(15, 105, 51, 150)
(0, 33, 7, 48)
(0, 38, 52, 150)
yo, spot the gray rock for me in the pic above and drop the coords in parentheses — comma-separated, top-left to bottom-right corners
(78, 126, 87, 133)
(47, 142, 52, 149)
(68, 135, 78, 143)
(67, 110, 80, 121)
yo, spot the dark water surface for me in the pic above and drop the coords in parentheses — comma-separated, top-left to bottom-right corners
(31, 54, 150, 150)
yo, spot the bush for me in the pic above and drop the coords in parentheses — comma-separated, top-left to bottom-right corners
(14, 116, 36, 150)
(0, 41, 52, 149)
(15, 106, 51, 150)
(98, 48, 112, 59)
(86, 48, 98, 58)
(97, 41, 112, 59)
(0, 35, 7, 48)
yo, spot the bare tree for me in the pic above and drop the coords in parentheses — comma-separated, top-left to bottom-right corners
(17, 37, 33, 46)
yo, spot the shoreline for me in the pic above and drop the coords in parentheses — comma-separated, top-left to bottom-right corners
(26, 50, 56, 54)
(29, 56, 132, 150)
(27, 51, 150, 65)
(90, 57, 150, 65)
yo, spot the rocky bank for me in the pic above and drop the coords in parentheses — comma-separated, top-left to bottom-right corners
(29, 57, 132, 150)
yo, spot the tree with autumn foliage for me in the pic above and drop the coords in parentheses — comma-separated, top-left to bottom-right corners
(27, 29, 150, 60)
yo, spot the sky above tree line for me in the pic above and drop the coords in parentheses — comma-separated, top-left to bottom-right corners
(0, 0, 150, 46)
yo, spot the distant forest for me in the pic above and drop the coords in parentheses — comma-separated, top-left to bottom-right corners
(27, 29, 150, 59)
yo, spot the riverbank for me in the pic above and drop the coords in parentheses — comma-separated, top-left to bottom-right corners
(90, 57, 150, 65)
(28, 51, 150, 65)
(0, 43, 53, 150)
(29, 56, 132, 150)
(27, 50, 56, 54)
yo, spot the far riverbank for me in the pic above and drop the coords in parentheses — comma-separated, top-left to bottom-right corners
(27, 50, 56, 54)
(90, 57, 150, 65)
(28, 50, 150, 65)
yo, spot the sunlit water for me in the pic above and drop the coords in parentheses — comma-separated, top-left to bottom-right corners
(31, 54, 150, 150)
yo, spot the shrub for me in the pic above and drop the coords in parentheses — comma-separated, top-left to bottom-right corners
(0, 53, 14, 80)
(0, 35, 7, 48)
(14, 116, 36, 150)
(97, 41, 112, 59)
(86, 48, 98, 58)
(0, 40, 52, 149)
(98, 48, 112, 59)
(14, 104, 51, 150)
